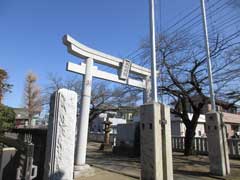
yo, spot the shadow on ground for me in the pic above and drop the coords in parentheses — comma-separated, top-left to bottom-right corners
(86, 142, 240, 180)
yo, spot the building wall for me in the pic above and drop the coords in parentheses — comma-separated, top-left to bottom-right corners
(171, 121, 206, 137)
(183, 96, 238, 114)
(171, 112, 240, 138)
(222, 112, 240, 123)
(225, 123, 240, 138)
(171, 114, 207, 137)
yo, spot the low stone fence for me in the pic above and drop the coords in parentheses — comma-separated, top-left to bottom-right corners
(172, 136, 240, 159)
(88, 132, 116, 143)
(88, 133, 240, 159)
(227, 138, 240, 159)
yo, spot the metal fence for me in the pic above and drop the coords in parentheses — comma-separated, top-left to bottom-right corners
(172, 136, 240, 159)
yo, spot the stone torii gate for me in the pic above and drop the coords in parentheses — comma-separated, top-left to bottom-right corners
(63, 34, 151, 177)
(63, 34, 173, 180)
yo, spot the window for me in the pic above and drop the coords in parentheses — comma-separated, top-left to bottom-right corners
(198, 130, 201, 136)
(231, 124, 238, 131)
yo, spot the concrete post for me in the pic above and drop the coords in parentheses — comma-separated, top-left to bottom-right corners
(149, 0, 158, 102)
(140, 103, 163, 180)
(160, 104, 173, 180)
(74, 58, 95, 177)
(140, 103, 173, 180)
(205, 111, 230, 176)
(200, 0, 216, 111)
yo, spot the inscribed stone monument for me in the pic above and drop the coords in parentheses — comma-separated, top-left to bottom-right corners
(44, 89, 77, 180)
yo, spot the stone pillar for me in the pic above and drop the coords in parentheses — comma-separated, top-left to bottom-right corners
(160, 104, 173, 180)
(205, 111, 230, 176)
(104, 118, 112, 145)
(140, 103, 173, 180)
(140, 103, 163, 180)
(100, 114, 113, 151)
(44, 89, 77, 180)
(74, 58, 95, 177)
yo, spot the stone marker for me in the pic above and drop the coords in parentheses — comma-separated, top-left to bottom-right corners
(205, 112, 230, 176)
(140, 103, 173, 180)
(44, 89, 77, 180)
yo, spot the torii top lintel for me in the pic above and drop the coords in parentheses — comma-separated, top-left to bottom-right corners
(63, 34, 151, 77)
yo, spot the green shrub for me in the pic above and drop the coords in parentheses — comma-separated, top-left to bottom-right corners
(0, 105, 15, 132)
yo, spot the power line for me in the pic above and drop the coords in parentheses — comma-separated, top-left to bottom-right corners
(156, 0, 238, 48)
(186, 12, 240, 42)
(126, 0, 237, 62)
(167, 0, 235, 39)
(164, 0, 230, 35)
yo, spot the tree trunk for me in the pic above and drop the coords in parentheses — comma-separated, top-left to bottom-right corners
(184, 127, 196, 156)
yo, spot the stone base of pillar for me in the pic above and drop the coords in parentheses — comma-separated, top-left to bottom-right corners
(99, 143, 112, 152)
(140, 103, 173, 180)
(73, 164, 95, 179)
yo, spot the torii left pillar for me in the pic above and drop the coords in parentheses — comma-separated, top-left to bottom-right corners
(74, 57, 95, 178)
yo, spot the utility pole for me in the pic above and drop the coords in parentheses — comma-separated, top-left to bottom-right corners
(200, 0, 216, 111)
(149, 0, 158, 102)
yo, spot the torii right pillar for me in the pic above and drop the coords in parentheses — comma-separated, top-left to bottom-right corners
(205, 111, 230, 176)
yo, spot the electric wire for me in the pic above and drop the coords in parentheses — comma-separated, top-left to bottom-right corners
(126, 0, 239, 64)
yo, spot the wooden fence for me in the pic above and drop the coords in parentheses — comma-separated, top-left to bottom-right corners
(172, 136, 240, 159)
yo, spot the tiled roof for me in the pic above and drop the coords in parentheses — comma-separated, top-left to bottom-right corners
(13, 108, 29, 120)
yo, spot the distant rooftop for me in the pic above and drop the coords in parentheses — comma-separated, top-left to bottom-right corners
(13, 108, 28, 120)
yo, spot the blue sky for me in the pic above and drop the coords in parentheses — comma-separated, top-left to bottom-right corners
(0, 0, 227, 107)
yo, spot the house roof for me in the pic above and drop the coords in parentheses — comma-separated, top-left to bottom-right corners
(172, 95, 238, 109)
(202, 96, 238, 109)
(13, 108, 28, 120)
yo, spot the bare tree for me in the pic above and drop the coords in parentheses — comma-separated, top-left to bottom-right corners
(24, 72, 42, 126)
(140, 31, 240, 155)
(45, 74, 141, 122)
(218, 45, 240, 107)
(0, 68, 13, 104)
(89, 82, 140, 122)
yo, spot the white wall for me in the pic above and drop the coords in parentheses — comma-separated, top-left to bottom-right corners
(171, 113, 207, 137)
(90, 113, 126, 134)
